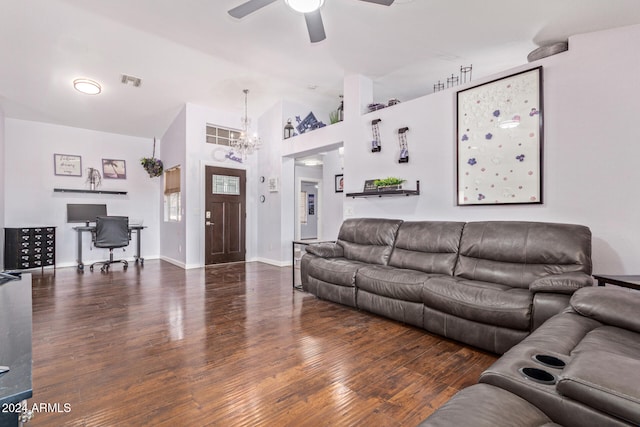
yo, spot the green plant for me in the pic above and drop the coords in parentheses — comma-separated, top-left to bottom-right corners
(374, 177, 406, 187)
(141, 157, 163, 177)
(329, 110, 340, 124)
(141, 137, 163, 178)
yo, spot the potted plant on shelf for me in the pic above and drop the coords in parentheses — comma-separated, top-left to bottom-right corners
(86, 167, 102, 191)
(374, 177, 406, 191)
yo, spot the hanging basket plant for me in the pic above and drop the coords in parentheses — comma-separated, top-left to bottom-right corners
(141, 138, 163, 178)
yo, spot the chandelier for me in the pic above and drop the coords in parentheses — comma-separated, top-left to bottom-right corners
(230, 89, 261, 159)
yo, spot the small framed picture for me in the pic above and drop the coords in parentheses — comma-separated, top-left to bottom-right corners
(54, 154, 82, 176)
(102, 159, 127, 179)
(335, 174, 344, 193)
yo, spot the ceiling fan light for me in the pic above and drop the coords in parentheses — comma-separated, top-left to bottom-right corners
(285, 0, 324, 13)
(73, 78, 102, 95)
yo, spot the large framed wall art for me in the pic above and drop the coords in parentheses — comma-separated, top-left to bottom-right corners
(456, 66, 543, 205)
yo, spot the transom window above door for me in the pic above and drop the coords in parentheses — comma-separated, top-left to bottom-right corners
(206, 124, 241, 146)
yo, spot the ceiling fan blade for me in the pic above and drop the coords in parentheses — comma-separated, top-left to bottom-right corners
(228, 0, 278, 19)
(304, 10, 326, 43)
(358, 0, 394, 5)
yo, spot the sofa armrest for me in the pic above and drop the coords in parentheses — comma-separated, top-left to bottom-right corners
(529, 272, 593, 295)
(570, 286, 640, 333)
(304, 242, 343, 258)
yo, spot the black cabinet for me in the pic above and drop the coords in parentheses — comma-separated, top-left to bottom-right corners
(4, 227, 56, 270)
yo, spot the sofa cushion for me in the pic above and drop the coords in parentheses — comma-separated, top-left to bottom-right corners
(557, 350, 640, 424)
(336, 218, 403, 265)
(356, 265, 431, 302)
(455, 221, 592, 289)
(422, 277, 532, 330)
(570, 286, 640, 334)
(306, 257, 367, 288)
(418, 384, 558, 427)
(388, 221, 465, 275)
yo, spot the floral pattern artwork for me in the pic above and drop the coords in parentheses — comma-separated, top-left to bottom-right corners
(457, 67, 543, 205)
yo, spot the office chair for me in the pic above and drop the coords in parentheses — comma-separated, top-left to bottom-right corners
(89, 216, 131, 272)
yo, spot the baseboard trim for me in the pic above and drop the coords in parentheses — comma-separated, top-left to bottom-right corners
(254, 257, 292, 268)
(160, 256, 187, 269)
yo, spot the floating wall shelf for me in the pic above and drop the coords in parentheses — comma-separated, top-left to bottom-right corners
(346, 181, 420, 199)
(53, 188, 128, 195)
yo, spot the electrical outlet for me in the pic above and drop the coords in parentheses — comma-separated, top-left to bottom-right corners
(345, 206, 354, 217)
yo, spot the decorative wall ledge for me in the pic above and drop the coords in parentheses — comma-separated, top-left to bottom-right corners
(346, 181, 420, 198)
(53, 188, 128, 195)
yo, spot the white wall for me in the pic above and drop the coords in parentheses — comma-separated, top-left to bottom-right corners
(256, 101, 287, 264)
(4, 118, 161, 267)
(159, 105, 187, 266)
(341, 24, 640, 274)
(321, 148, 344, 240)
(0, 109, 5, 269)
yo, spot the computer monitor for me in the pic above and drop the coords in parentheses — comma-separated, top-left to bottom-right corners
(66, 204, 107, 225)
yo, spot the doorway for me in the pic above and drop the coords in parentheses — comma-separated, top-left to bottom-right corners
(296, 178, 322, 241)
(300, 180, 319, 239)
(204, 166, 246, 264)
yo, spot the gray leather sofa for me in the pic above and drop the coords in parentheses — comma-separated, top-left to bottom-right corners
(301, 218, 592, 354)
(420, 286, 640, 426)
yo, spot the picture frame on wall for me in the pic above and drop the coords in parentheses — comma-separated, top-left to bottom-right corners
(335, 174, 344, 193)
(54, 154, 82, 176)
(102, 159, 127, 179)
(456, 66, 543, 205)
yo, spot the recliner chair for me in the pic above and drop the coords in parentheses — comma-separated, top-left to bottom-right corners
(89, 216, 130, 272)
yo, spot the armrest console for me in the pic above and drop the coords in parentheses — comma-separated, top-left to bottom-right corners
(530, 272, 593, 294)
(557, 350, 640, 424)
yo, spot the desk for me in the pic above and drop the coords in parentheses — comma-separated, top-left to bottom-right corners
(73, 225, 146, 271)
(593, 274, 640, 291)
(0, 273, 33, 426)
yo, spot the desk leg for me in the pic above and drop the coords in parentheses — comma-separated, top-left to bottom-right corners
(76, 229, 84, 271)
(134, 229, 144, 266)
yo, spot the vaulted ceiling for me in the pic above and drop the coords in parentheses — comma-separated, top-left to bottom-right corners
(1, 0, 639, 138)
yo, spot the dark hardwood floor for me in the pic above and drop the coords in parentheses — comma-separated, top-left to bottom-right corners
(29, 261, 497, 426)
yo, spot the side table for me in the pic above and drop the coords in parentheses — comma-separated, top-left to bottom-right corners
(592, 274, 640, 291)
(292, 240, 334, 290)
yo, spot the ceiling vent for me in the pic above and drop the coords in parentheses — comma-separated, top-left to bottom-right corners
(121, 74, 142, 87)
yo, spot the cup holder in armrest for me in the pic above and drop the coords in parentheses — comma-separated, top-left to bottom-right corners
(519, 367, 557, 385)
(533, 354, 566, 369)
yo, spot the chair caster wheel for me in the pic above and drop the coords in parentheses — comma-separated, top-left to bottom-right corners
(89, 266, 94, 272)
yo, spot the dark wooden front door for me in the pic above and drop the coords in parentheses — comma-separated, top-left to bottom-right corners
(205, 166, 246, 265)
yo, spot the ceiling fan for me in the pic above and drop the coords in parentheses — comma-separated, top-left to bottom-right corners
(228, 0, 395, 43)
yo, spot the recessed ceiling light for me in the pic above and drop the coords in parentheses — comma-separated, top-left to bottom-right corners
(73, 78, 102, 95)
(285, 0, 324, 14)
